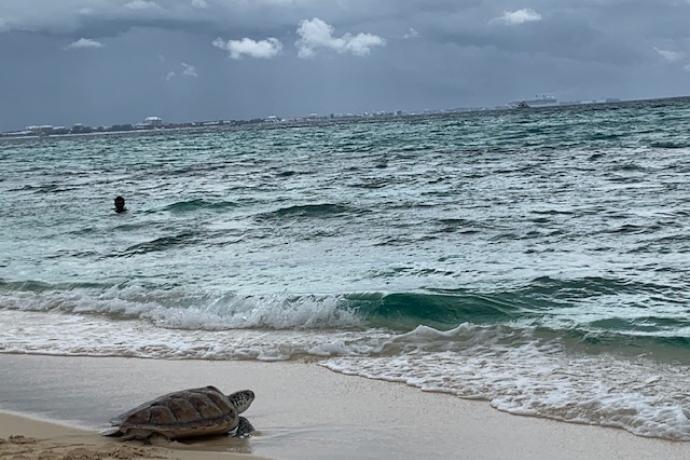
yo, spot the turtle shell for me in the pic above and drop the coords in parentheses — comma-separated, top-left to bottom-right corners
(113, 386, 238, 439)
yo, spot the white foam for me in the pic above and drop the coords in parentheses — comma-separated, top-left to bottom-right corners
(324, 324, 690, 441)
(0, 310, 387, 361)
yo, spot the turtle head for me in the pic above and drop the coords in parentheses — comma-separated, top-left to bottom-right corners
(228, 390, 255, 414)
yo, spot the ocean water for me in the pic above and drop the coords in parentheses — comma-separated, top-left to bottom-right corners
(2, 98, 690, 440)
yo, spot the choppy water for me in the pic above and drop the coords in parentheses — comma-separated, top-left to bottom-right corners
(2, 98, 690, 440)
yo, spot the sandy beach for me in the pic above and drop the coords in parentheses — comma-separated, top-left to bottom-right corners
(0, 354, 688, 460)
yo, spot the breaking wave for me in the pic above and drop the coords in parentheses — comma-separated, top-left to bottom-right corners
(1, 277, 688, 340)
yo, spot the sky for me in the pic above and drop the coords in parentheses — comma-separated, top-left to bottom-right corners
(1, 0, 690, 130)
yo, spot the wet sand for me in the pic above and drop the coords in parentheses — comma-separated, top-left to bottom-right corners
(1, 354, 689, 460)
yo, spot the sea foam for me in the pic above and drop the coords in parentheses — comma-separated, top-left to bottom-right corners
(324, 324, 690, 441)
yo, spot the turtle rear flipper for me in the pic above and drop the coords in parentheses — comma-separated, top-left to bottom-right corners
(233, 417, 254, 438)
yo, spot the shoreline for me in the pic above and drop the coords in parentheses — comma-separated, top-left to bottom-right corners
(1, 354, 689, 459)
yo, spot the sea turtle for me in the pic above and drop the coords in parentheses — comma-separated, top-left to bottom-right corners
(103, 386, 255, 441)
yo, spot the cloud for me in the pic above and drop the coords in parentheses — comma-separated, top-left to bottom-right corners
(191, 0, 207, 8)
(212, 37, 283, 59)
(685, 64, 690, 73)
(403, 27, 419, 39)
(125, 0, 158, 10)
(493, 9, 542, 26)
(296, 17, 385, 58)
(181, 62, 198, 77)
(654, 47, 683, 63)
(166, 62, 198, 80)
(66, 37, 104, 49)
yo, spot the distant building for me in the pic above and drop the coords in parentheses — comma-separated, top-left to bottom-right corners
(71, 123, 93, 134)
(26, 125, 54, 135)
(51, 126, 69, 135)
(143, 116, 163, 128)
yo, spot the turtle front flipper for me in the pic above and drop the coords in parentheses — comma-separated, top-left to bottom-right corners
(120, 428, 155, 441)
(233, 417, 255, 438)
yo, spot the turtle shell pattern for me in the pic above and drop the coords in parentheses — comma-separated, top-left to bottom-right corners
(113, 386, 238, 439)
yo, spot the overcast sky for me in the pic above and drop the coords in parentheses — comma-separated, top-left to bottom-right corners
(1, 0, 690, 130)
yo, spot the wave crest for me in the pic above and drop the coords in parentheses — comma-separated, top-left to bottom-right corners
(0, 284, 362, 330)
(1, 277, 688, 338)
(162, 199, 239, 213)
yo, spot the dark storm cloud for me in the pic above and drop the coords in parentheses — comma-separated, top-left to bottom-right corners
(1, 0, 690, 130)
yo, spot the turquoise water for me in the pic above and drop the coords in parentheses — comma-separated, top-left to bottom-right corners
(1, 98, 690, 439)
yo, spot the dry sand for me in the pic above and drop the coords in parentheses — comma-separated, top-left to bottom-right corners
(1, 354, 689, 460)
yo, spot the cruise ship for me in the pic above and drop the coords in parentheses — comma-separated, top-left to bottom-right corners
(509, 95, 558, 108)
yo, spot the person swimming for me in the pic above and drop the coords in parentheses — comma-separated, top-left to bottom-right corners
(114, 196, 126, 213)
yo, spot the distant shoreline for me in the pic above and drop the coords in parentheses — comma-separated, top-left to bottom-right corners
(3, 94, 688, 141)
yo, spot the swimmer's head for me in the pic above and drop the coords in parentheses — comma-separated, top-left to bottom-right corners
(114, 196, 126, 213)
